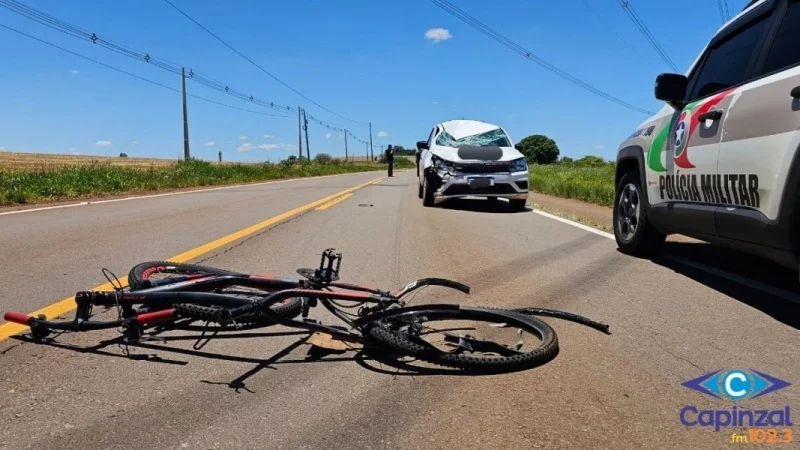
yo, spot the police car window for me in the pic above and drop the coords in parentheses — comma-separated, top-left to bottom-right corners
(760, 2, 800, 76)
(688, 16, 768, 100)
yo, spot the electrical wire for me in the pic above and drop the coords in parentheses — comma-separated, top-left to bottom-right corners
(161, 0, 368, 125)
(0, 23, 288, 118)
(577, 0, 658, 71)
(428, 0, 654, 115)
(616, 0, 679, 72)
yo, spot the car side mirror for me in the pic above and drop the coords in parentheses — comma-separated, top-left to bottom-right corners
(514, 144, 523, 151)
(416, 140, 429, 150)
(655, 73, 688, 110)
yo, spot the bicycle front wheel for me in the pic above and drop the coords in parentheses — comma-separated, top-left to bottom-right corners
(128, 261, 244, 290)
(364, 306, 559, 373)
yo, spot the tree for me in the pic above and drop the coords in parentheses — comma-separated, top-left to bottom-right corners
(119, 152, 128, 158)
(574, 155, 608, 167)
(516, 134, 559, 165)
(559, 156, 574, 164)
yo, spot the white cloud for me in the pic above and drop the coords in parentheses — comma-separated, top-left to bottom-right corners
(594, 145, 604, 150)
(432, 101, 439, 105)
(239, 135, 248, 140)
(70, 69, 79, 75)
(237, 142, 297, 153)
(70, 151, 80, 155)
(204, 141, 215, 147)
(325, 132, 332, 140)
(68, 147, 76, 151)
(425, 27, 453, 43)
(263, 134, 275, 139)
(0, 147, 6, 151)
(96, 140, 113, 147)
(377, 131, 389, 138)
(128, 141, 139, 146)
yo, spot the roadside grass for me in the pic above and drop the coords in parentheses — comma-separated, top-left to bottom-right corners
(0, 158, 409, 206)
(528, 163, 615, 207)
(530, 202, 612, 232)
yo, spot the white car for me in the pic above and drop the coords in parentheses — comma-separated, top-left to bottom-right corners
(612, 0, 800, 275)
(416, 119, 529, 211)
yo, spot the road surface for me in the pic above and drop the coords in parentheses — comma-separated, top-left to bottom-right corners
(0, 170, 798, 449)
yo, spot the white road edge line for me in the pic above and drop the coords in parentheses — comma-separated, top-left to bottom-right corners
(531, 208, 800, 304)
(0, 171, 380, 216)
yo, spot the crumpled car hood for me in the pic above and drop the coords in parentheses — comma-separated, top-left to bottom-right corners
(431, 145, 524, 162)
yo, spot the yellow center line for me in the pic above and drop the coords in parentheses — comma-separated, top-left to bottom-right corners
(315, 193, 353, 211)
(0, 175, 384, 341)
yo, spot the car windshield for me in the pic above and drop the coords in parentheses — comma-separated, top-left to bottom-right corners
(435, 128, 512, 147)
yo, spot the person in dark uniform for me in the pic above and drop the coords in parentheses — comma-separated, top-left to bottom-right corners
(385, 145, 394, 177)
(415, 147, 421, 177)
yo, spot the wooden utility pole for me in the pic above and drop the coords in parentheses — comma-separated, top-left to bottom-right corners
(368, 122, 374, 161)
(344, 130, 348, 161)
(303, 109, 310, 160)
(297, 107, 303, 159)
(181, 67, 190, 160)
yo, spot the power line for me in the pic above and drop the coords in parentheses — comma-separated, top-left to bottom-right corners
(616, 0, 679, 72)
(723, 0, 732, 21)
(428, 0, 653, 115)
(161, 0, 367, 125)
(0, 0, 295, 114)
(577, 0, 658, 71)
(0, 0, 374, 144)
(0, 23, 288, 118)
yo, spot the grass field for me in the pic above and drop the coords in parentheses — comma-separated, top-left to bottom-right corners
(0, 152, 412, 206)
(528, 163, 615, 207)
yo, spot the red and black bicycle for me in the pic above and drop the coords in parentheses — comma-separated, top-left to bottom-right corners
(4, 249, 609, 373)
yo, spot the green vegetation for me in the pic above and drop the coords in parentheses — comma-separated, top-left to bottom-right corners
(0, 158, 396, 206)
(528, 156, 615, 207)
(517, 134, 560, 165)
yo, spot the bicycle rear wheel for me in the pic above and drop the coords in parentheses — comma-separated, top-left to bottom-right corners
(364, 306, 559, 373)
(128, 261, 302, 322)
(128, 261, 244, 290)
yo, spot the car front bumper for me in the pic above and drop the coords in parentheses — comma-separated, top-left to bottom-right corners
(432, 170, 529, 200)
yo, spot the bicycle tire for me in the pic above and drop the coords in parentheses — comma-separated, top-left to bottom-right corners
(128, 261, 245, 290)
(364, 306, 559, 373)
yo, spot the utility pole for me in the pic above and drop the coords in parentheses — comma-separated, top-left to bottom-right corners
(218, 150, 222, 162)
(368, 122, 374, 161)
(181, 67, 190, 160)
(297, 107, 303, 159)
(344, 129, 348, 162)
(366, 142, 369, 161)
(303, 109, 310, 160)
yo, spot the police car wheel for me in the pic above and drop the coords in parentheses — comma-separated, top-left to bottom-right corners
(613, 171, 665, 256)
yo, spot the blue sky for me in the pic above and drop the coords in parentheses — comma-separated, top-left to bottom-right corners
(0, 0, 752, 162)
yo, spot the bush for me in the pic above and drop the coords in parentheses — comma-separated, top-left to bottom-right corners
(119, 153, 128, 158)
(529, 163, 615, 207)
(314, 153, 333, 163)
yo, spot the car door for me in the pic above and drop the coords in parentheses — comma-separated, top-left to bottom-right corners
(650, 4, 773, 238)
(716, 0, 800, 249)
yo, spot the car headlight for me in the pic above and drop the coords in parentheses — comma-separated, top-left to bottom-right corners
(510, 158, 528, 172)
(433, 155, 454, 172)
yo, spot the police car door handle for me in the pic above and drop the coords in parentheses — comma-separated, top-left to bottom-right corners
(791, 86, 800, 99)
(697, 110, 723, 122)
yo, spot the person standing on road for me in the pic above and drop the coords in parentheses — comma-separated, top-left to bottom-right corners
(385, 145, 395, 177)
(415, 147, 421, 177)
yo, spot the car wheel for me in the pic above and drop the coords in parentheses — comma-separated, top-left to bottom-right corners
(422, 174, 435, 207)
(509, 199, 527, 212)
(613, 171, 665, 256)
(418, 179, 423, 199)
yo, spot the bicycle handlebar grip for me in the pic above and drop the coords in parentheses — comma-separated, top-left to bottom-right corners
(4, 312, 34, 325)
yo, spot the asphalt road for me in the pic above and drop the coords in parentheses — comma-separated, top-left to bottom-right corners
(0, 171, 798, 449)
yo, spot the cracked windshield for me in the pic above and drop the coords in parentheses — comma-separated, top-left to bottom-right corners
(0, 0, 797, 449)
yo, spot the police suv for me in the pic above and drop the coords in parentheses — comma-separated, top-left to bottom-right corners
(613, 0, 800, 275)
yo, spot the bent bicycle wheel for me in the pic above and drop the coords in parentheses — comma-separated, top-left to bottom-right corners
(128, 261, 244, 290)
(128, 261, 302, 322)
(365, 306, 559, 373)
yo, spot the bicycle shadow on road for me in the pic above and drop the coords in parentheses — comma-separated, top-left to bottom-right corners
(437, 198, 531, 214)
(645, 241, 800, 330)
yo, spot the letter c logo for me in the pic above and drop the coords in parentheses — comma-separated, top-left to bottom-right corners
(724, 371, 749, 399)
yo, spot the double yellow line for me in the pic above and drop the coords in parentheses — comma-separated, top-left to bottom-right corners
(0, 176, 384, 341)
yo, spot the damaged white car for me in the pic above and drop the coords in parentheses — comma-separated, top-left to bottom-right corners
(416, 119, 529, 211)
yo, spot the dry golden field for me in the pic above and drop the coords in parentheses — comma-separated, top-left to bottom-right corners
(0, 151, 183, 170)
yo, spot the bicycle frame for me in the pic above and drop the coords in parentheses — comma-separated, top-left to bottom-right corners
(3, 272, 471, 344)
